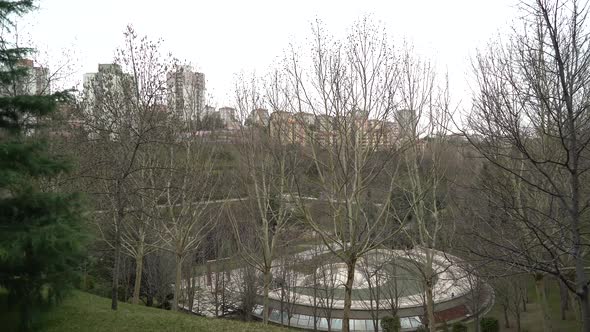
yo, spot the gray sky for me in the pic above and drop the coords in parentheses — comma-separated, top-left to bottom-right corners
(21, 0, 518, 107)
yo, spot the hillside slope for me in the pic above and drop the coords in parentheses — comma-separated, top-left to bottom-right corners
(38, 291, 292, 332)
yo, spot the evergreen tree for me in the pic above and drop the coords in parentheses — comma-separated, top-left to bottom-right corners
(0, 1, 87, 330)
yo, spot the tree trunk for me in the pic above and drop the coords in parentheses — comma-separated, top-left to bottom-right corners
(111, 212, 122, 310)
(123, 258, 130, 302)
(342, 258, 357, 332)
(503, 304, 510, 328)
(173, 254, 183, 311)
(206, 262, 212, 286)
(579, 291, 590, 332)
(214, 271, 220, 316)
(263, 267, 272, 324)
(146, 293, 153, 307)
(570, 292, 581, 323)
(516, 310, 521, 332)
(566, 116, 589, 331)
(313, 271, 318, 331)
(187, 273, 195, 313)
(82, 263, 88, 291)
(559, 278, 569, 320)
(280, 281, 285, 325)
(426, 277, 436, 332)
(534, 273, 553, 332)
(132, 254, 143, 305)
(221, 269, 227, 315)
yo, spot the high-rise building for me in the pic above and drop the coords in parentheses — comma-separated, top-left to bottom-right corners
(83, 64, 133, 118)
(167, 65, 205, 120)
(82, 64, 134, 140)
(218, 106, 239, 129)
(82, 63, 124, 94)
(270, 111, 297, 143)
(0, 59, 49, 96)
(203, 105, 216, 117)
(247, 108, 269, 127)
(395, 108, 417, 140)
(21, 59, 49, 95)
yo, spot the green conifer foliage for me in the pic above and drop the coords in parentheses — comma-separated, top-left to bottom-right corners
(0, 1, 87, 330)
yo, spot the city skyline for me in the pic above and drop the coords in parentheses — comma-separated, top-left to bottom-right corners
(19, 0, 516, 108)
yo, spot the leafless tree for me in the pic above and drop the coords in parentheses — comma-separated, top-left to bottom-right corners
(358, 253, 387, 332)
(494, 275, 528, 332)
(151, 132, 219, 311)
(464, 0, 590, 329)
(80, 25, 171, 310)
(143, 250, 175, 308)
(275, 256, 303, 327)
(392, 49, 455, 332)
(121, 158, 161, 305)
(280, 18, 407, 332)
(316, 261, 339, 331)
(229, 71, 302, 324)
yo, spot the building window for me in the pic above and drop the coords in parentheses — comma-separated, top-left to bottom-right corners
(252, 304, 263, 316)
(269, 309, 281, 322)
(297, 314, 311, 327)
(318, 317, 329, 329)
(331, 319, 342, 330)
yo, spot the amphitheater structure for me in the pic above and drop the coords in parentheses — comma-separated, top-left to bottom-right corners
(250, 247, 494, 331)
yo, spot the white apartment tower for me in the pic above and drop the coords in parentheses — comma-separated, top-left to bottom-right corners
(83, 64, 127, 103)
(20, 59, 50, 95)
(82, 64, 133, 119)
(167, 65, 205, 120)
(82, 64, 134, 140)
(0, 59, 49, 96)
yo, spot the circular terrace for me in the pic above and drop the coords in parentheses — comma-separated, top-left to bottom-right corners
(252, 248, 493, 331)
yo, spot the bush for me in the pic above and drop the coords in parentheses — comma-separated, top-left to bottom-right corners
(452, 322, 468, 332)
(480, 317, 500, 332)
(381, 316, 401, 332)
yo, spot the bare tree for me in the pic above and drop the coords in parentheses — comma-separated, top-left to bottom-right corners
(121, 157, 161, 305)
(275, 255, 303, 327)
(381, 259, 403, 319)
(229, 71, 302, 324)
(316, 261, 339, 331)
(80, 26, 171, 310)
(399, 57, 454, 332)
(493, 275, 528, 332)
(143, 250, 175, 308)
(152, 131, 219, 311)
(464, 0, 590, 329)
(280, 18, 406, 332)
(358, 253, 387, 332)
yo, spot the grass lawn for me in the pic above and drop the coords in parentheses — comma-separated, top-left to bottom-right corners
(474, 278, 580, 332)
(2, 290, 295, 332)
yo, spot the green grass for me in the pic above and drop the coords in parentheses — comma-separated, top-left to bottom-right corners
(476, 279, 581, 332)
(3, 290, 295, 332)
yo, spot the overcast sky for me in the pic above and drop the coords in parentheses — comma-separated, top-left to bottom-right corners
(20, 0, 518, 108)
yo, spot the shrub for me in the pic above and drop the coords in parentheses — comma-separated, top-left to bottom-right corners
(381, 316, 401, 332)
(452, 322, 468, 332)
(480, 317, 500, 332)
